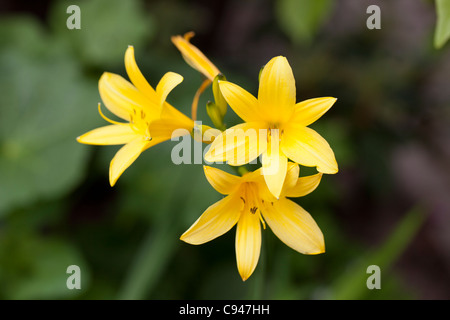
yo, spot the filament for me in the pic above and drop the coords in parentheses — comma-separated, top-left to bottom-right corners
(97, 103, 125, 125)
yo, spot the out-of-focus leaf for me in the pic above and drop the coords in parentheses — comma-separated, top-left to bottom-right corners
(435, 0, 450, 49)
(329, 206, 425, 300)
(0, 20, 101, 215)
(117, 163, 213, 299)
(49, 0, 155, 67)
(117, 220, 178, 300)
(276, 0, 334, 45)
(0, 16, 49, 56)
(0, 232, 90, 300)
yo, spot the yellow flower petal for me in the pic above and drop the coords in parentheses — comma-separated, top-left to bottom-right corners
(148, 120, 188, 141)
(281, 125, 338, 174)
(285, 173, 323, 198)
(109, 137, 165, 186)
(200, 126, 222, 144)
(99, 72, 150, 121)
(235, 211, 262, 281)
(77, 124, 137, 145)
(149, 105, 194, 141)
(171, 32, 220, 81)
(262, 198, 325, 254)
(180, 194, 241, 245)
(261, 140, 288, 199)
(280, 162, 300, 196)
(205, 122, 267, 166)
(258, 56, 295, 122)
(161, 98, 195, 127)
(218, 80, 263, 123)
(203, 166, 242, 195)
(124, 46, 157, 100)
(156, 72, 183, 107)
(291, 97, 337, 126)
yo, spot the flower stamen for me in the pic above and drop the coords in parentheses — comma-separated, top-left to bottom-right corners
(97, 103, 125, 125)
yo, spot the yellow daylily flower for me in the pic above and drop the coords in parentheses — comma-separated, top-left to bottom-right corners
(77, 46, 194, 186)
(180, 162, 324, 281)
(172, 32, 222, 121)
(205, 56, 338, 199)
(171, 31, 220, 81)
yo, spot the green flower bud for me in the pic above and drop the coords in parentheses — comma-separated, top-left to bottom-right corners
(212, 73, 227, 117)
(206, 101, 226, 131)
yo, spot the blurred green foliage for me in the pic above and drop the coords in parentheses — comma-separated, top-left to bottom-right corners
(0, 0, 448, 300)
(331, 206, 424, 300)
(276, 0, 334, 45)
(435, 0, 450, 48)
(49, 0, 155, 67)
(0, 16, 99, 215)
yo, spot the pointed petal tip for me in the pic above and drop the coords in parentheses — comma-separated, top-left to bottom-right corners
(76, 135, 88, 144)
(311, 245, 326, 255)
(270, 55, 288, 63)
(204, 151, 213, 163)
(76, 134, 88, 144)
(240, 275, 249, 282)
(322, 163, 339, 174)
(309, 239, 325, 255)
(109, 162, 117, 187)
(179, 234, 199, 245)
(271, 190, 281, 200)
(183, 31, 195, 40)
(203, 165, 213, 176)
(109, 164, 119, 188)
(217, 79, 229, 87)
(99, 72, 113, 83)
(125, 46, 134, 56)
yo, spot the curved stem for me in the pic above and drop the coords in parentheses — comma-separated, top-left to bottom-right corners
(191, 79, 211, 121)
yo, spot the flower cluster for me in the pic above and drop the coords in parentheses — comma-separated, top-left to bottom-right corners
(78, 32, 338, 281)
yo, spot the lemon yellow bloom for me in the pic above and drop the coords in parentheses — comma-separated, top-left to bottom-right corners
(181, 162, 324, 281)
(205, 56, 338, 199)
(172, 32, 222, 121)
(171, 32, 220, 81)
(77, 46, 194, 186)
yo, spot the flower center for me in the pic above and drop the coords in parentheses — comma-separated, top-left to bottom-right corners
(266, 127, 283, 150)
(130, 108, 151, 141)
(240, 182, 266, 229)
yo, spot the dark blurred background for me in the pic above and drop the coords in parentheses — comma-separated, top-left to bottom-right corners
(0, 0, 449, 299)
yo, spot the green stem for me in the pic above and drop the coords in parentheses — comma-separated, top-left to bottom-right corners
(117, 218, 177, 300)
(117, 171, 195, 300)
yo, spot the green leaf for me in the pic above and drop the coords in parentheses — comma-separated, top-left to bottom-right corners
(116, 164, 215, 299)
(0, 20, 101, 215)
(435, 0, 450, 49)
(0, 16, 49, 57)
(330, 206, 425, 300)
(0, 232, 90, 300)
(49, 0, 156, 67)
(276, 0, 334, 45)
